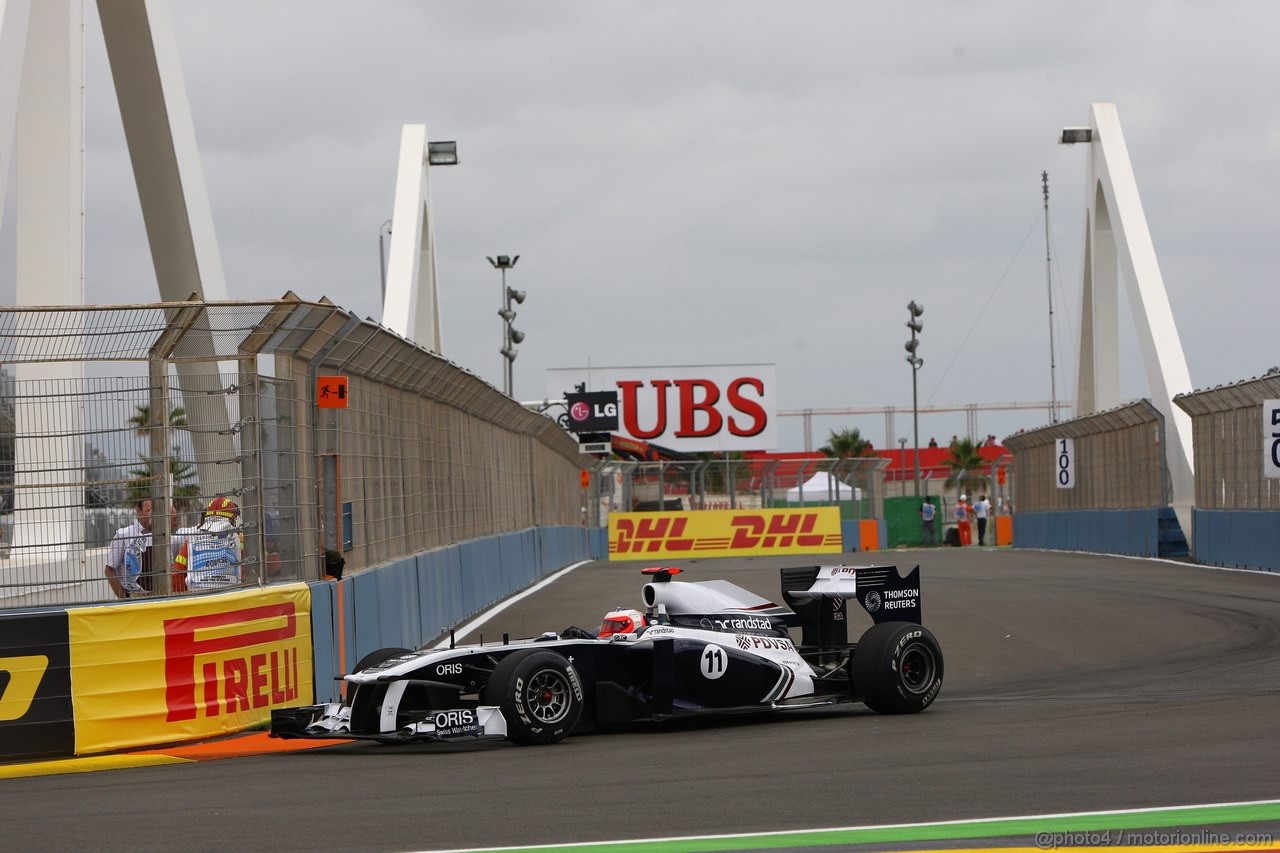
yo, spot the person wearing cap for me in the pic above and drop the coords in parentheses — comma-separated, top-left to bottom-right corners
(954, 494, 973, 546)
(172, 496, 243, 592)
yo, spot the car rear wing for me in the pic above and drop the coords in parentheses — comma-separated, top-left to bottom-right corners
(780, 565, 922, 649)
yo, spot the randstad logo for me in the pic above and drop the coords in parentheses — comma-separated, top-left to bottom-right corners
(164, 603, 301, 723)
(0, 655, 49, 722)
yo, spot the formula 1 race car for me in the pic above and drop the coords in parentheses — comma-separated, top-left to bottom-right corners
(270, 564, 943, 747)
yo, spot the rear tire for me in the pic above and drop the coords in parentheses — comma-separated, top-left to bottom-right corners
(482, 650, 583, 745)
(852, 622, 943, 714)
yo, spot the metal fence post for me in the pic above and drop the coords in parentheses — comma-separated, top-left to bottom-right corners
(238, 352, 264, 586)
(148, 357, 172, 594)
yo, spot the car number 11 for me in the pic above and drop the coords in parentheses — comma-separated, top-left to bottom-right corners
(701, 644, 728, 679)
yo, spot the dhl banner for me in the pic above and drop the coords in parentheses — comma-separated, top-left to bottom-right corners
(67, 584, 313, 754)
(609, 507, 843, 559)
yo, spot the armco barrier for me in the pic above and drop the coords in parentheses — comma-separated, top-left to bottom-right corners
(0, 526, 593, 761)
(312, 525, 596, 704)
(1193, 509, 1280, 573)
(1012, 509, 1162, 557)
(1, 585, 313, 760)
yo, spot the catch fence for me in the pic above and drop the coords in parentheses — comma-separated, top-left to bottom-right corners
(584, 456, 887, 526)
(1002, 400, 1187, 557)
(1002, 401, 1168, 511)
(1174, 374, 1280, 510)
(0, 295, 582, 607)
(1173, 374, 1280, 571)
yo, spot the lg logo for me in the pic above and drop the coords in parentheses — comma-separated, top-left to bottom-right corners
(571, 400, 616, 422)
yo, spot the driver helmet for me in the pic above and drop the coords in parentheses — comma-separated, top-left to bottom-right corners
(598, 608, 646, 638)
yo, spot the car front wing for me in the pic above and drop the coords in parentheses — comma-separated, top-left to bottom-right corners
(270, 702, 508, 743)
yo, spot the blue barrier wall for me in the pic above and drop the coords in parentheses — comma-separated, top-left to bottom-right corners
(1012, 509, 1162, 557)
(311, 524, 597, 703)
(1193, 509, 1280, 573)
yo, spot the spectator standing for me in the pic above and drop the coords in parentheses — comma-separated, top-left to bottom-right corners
(954, 494, 973, 546)
(105, 498, 153, 598)
(919, 498, 937, 546)
(973, 494, 992, 546)
(172, 496, 243, 592)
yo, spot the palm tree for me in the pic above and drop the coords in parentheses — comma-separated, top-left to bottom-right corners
(126, 404, 199, 507)
(128, 404, 187, 437)
(820, 427, 873, 459)
(944, 436, 988, 494)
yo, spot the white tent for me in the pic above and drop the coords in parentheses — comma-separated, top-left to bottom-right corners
(785, 471, 858, 503)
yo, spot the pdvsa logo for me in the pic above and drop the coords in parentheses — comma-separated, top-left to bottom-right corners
(163, 603, 302, 722)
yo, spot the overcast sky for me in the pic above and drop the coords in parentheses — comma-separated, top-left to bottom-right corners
(2, 1, 1277, 451)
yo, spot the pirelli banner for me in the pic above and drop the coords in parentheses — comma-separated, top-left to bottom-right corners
(609, 507, 843, 559)
(67, 584, 313, 754)
(0, 611, 75, 760)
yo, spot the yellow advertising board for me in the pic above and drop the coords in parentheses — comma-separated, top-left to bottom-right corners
(609, 507, 843, 559)
(68, 584, 313, 754)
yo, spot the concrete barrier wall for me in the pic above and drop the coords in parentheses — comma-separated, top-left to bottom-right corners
(1192, 509, 1280, 573)
(1012, 509, 1161, 557)
(311, 524, 599, 703)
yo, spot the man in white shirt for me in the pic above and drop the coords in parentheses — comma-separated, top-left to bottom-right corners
(105, 498, 153, 598)
(973, 494, 992, 546)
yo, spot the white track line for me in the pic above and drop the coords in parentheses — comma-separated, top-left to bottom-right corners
(429, 560, 593, 649)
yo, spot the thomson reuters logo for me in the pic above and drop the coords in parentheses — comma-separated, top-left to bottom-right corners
(570, 402, 590, 421)
(164, 603, 301, 722)
(863, 591, 882, 613)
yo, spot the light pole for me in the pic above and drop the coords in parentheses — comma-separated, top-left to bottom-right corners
(487, 255, 524, 396)
(378, 218, 392, 301)
(905, 301, 924, 497)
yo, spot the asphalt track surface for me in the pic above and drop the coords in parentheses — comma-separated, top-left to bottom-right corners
(3, 548, 1279, 852)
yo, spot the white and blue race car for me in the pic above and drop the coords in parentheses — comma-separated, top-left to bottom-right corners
(270, 565, 943, 747)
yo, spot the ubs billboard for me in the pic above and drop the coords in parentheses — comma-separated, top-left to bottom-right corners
(548, 364, 776, 452)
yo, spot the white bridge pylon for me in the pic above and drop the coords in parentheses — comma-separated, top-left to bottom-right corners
(1070, 102, 1195, 538)
(0, 0, 238, 558)
(382, 124, 443, 352)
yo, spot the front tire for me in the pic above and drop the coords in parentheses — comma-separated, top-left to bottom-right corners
(482, 650, 583, 745)
(347, 647, 412, 703)
(852, 622, 943, 714)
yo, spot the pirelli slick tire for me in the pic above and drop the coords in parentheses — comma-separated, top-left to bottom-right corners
(852, 622, 943, 714)
(482, 650, 583, 746)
